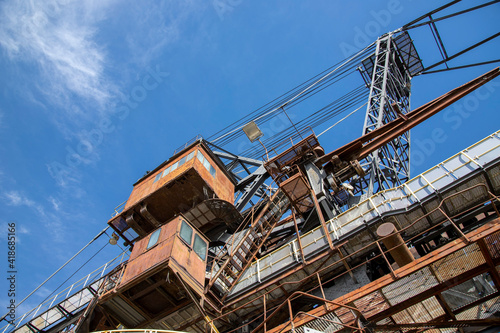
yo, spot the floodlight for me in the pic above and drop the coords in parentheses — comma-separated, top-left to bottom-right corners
(242, 121, 264, 143)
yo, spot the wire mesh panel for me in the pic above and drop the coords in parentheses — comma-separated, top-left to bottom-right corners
(353, 291, 390, 318)
(441, 272, 497, 311)
(382, 267, 439, 306)
(392, 296, 445, 324)
(455, 295, 500, 321)
(486, 231, 500, 260)
(431, 243, 485, 283)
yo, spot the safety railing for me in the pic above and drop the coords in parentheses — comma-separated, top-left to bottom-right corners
(214, 183, 500, 333)
(173, 134, 203, 155)
(1, 251, 129, 333)
(112, 200, 128, 217)
(230, 130, 500, 294)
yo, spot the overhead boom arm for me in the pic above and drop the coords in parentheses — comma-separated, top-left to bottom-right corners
(316, 67, 500, 167)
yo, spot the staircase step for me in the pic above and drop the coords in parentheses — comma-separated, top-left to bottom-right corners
(229, 258, 242, 271)
(234, 250, 247, 264)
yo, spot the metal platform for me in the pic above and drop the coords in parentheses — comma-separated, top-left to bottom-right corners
(222, 129, 500, 310)
(2, 254, 128, 333)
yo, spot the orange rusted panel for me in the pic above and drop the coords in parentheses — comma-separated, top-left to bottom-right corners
(118, 215, 208, 292)
(109, 143, 236, 241)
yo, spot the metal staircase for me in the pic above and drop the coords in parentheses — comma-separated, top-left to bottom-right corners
(209, 190, 290, 298)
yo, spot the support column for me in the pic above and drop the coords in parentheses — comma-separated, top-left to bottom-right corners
(377, 222, 414, 267)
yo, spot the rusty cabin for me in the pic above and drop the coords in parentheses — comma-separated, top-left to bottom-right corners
(98, 215, 209, 325)
(107, 139, 237, 246)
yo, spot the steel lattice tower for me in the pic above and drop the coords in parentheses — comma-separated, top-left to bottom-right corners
(353, 31, 417, 197)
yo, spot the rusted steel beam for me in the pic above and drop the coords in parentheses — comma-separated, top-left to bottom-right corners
(263, 219, 500, 333)
(368, 263, 491, 323)
(376, 240, 398, 279)
(372, 318, 500, 329)
(315, 67, 500, 167)
(253, 291, 363, 333)
(310, 186, 334, 250)
(452, 290, 500, 315)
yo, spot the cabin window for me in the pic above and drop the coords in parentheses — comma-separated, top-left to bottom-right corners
(197, 150, 204, 163)
(186, 151, 195, 161)
(162, 165, 171, 178)
(179, 220, 193, 246)
(153, 173, 162, 183)
(193, 234, 207, 261)
(147, 228, 161, 250)
(178, 156, 187, 167)
(209, 165, 216, 177)
(196, 151, 216, 178)
(203, 158, 211, 171)
(170, 161, 179, 173)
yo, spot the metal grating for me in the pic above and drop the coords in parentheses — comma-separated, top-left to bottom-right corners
(353, 291, 390, 318)
(486, 230, 500, 260)
(382, 267, 438, 306)
(393, 31, 424, 76)
(431, 243, 485, 283)
(455, 295, 500, 321)
(441, 272, 497, 311)
(392, 296, 445, 324)
(333, 306, 355, 325)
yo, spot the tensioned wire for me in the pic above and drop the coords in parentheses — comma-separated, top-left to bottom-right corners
(207, 41, 376, 148)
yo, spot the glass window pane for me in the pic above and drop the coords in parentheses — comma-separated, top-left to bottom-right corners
(186, 151, 195, 161)
(203, 158, 211, 172)
(179, 220, 193, 246)
(170, 161, 179, 172)
(112, 217, 128, 232)
(197, 151, 204, 163)
(125, 228, 139, 242)
(162, 166, 171, 178)
(147, 228, 161, 249)
(178, 156, 187, 167)
(153, 173, 162, 183)
(193, 234, 207, 260)
(210, 165, 216, 177)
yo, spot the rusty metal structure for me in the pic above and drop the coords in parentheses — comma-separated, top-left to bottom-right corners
(3, 2, 500, 333)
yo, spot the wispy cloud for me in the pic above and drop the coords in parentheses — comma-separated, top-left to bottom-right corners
(0, 0, 117, 120)
(123, 1, 205, 68)
(48, 196, 62, 211)
(3, 190, 64, 242)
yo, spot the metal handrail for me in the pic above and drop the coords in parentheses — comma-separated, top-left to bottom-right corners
(112, 200, 128, 217)
(1, 251, 128, 333)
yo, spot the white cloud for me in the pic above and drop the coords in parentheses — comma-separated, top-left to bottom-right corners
(48, 196, 61, 211)
(0, 0, 117, 117)
(3, 190, 64, 242)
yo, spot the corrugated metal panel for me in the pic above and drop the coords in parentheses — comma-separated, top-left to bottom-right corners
(295, 312, 343, 333)
(353, 291, 390, 318)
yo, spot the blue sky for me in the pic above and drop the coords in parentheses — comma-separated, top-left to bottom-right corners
(0, 0, 499, 326)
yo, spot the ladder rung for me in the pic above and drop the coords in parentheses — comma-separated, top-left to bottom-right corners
(219, 274, 231, 287)
(224, 266, 237, 279)
(229, 258, 242, 271)
(234, 251, 246, 263)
